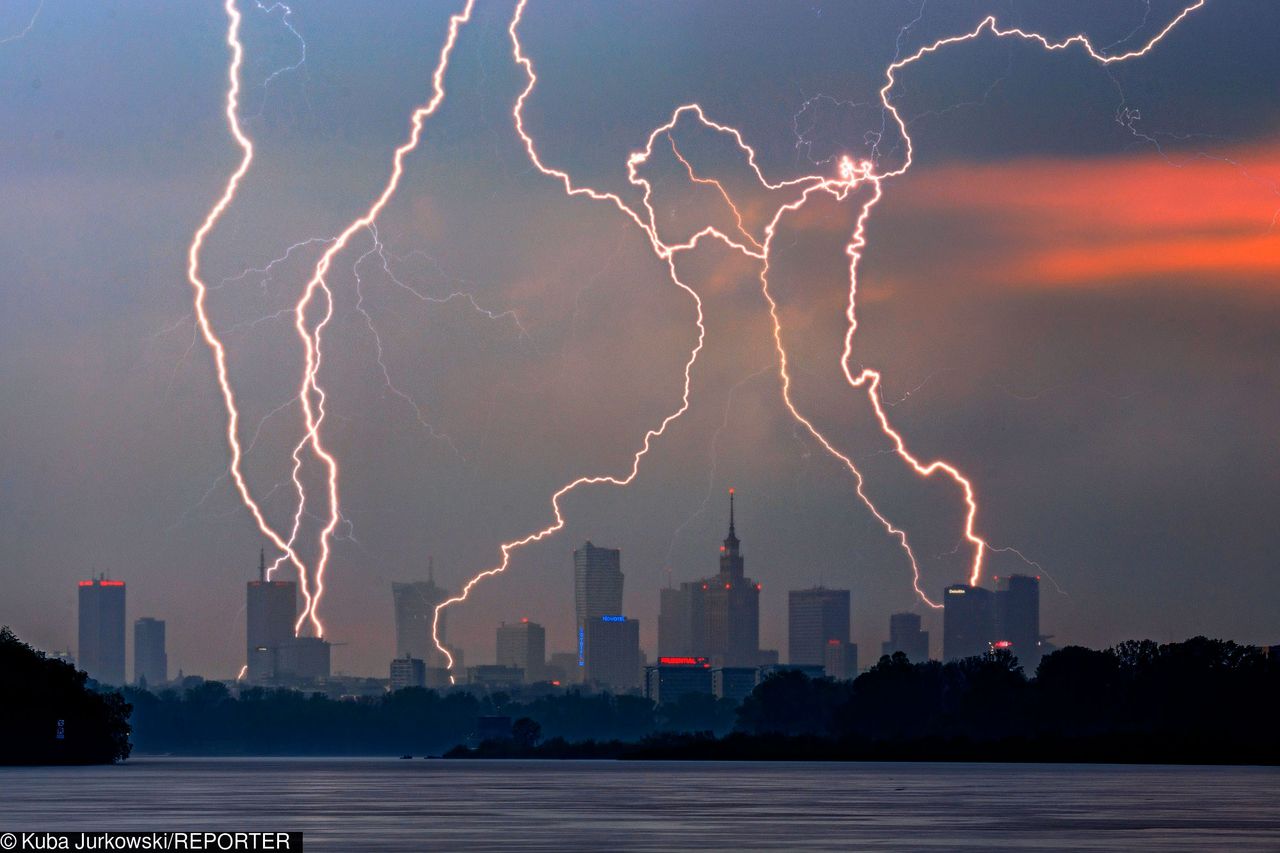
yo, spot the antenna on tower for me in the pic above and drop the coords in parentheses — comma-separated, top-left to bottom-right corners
(428, 555, 435, 585)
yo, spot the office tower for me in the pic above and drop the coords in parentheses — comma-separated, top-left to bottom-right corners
(389, 655, 426, 691)
(824, 640, 859, 680)
(133, 617, 167, 686)
(881, 612, 930, 662)
(78, 576, 126, 686)
(662, 490, 762, 667)
(996, 574, 1041, 668)
(942, 584, 997, 661)
(496, 619, 546, 682)
(247, 550, 298, 683)
(645, 656, 713, 704)
(393, 558, 450, 666)
(573, 541, 624, 666)
(788, 587, 851, 666)
(584, 616, 641, 692)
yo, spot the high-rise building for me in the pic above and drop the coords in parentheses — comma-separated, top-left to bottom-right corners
(788, 587, 850, 666)
(645, 656, 713, 704)
(390, 655, 426, 691)
(824, 640, 859, 680)
(942, 584, 997, 661)
(659, 491, 761, 668)
(133, 617, 167, 686)
(496, 619, 546, 682)
(881, 612, 930, 662)
(996, 574, 1041, 668)
(78, 576, 126, 686)
(247, 550, 298, 683)
(584, 616, 641, 692)
(573, 542, 624, 667)
(392, 559, 450, 667)
(941, 578, 1043, 666)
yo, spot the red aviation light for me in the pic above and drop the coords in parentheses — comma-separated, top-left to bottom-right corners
(78, 581, 93, 587)
(99, 580, 124, 586)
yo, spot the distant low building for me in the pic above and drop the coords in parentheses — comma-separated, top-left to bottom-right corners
(278, 637, 331, 682)
(467, 665, 524, 690)
(712, 667, 758, 703)
(759, 663, 826, 680)
(645, 656, 713, 704)
(497, 619, 546, 683)
(881, 612, 930, 663)
(823, 640, 858, 680)
(390, 655, 426, 691)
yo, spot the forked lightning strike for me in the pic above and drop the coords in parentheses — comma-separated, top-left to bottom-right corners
(190, 0, 476, 638)
(433, 0, 1205, 667)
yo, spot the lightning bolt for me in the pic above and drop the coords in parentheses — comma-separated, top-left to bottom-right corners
(433, 0, 1207, 668)
(283, 0, 476, 635)
(187, 0, 311, 607)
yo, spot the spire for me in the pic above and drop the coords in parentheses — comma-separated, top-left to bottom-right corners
(258, 548, 266, 583)
(722, 487, 740, 554)
(428, 555, 435, 585)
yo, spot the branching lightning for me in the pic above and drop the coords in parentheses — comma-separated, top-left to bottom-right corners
(432, 0, 1207, 667)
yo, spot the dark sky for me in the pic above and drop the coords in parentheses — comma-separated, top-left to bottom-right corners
(1, 0, 1277, 678)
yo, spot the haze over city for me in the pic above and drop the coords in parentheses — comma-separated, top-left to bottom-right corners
(3, 0, 1278, 682)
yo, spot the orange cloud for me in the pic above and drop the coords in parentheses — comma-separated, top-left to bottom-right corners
(891, 143, 1280, 288)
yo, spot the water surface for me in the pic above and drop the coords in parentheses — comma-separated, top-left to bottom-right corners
(2, 759, 1277, 850)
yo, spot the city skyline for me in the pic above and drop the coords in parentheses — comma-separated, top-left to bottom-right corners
(3, 2, 1278, 679)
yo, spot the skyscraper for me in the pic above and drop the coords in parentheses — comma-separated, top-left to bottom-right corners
(788, 587, 851, 666)
(699, 490, 761, 667)
(584, 615, 641, 692)
(882, 612, 930, 662)
(657, 490, 761, 667)
(942, 584, 997, 661)
(247, 550, 297, 683)
(133, 617, 167, 686)
(78, 576, 125, 686)
(996, 574, 1041, 668)
(496, 618, 546, 682)
(392, 558, 450, 667)
(573, 541, 624, 669)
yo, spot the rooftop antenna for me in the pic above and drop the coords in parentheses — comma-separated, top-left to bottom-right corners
(258, 548, 266, 583)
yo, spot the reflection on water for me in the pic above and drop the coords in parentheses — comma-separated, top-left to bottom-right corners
(1, 759, 1277, 851)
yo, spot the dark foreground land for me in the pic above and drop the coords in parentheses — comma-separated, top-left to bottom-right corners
(4, 627, 1278, 765)
(449, 638, 1280, 765)
(0, 627, 131, 764)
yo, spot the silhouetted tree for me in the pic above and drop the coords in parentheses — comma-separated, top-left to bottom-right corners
(0, 627, 131, 764)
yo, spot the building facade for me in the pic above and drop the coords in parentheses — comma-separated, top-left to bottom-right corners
(78, 576, 126, 686)
(247, 551, 298, 683)
(133, 617, 167, 686)
(882, 611, 930, 662)
(390, 655, 427, 690)
(392, 560, 450, 666)
(496, 619, 546, 682)
(788, 587, 851, 666)
(657, 490, 761, 667)
(645, 656, 713, 704)
(584, 616, 641, 692)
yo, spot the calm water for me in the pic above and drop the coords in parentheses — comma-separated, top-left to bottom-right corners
(2, 759, 1278, 850)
